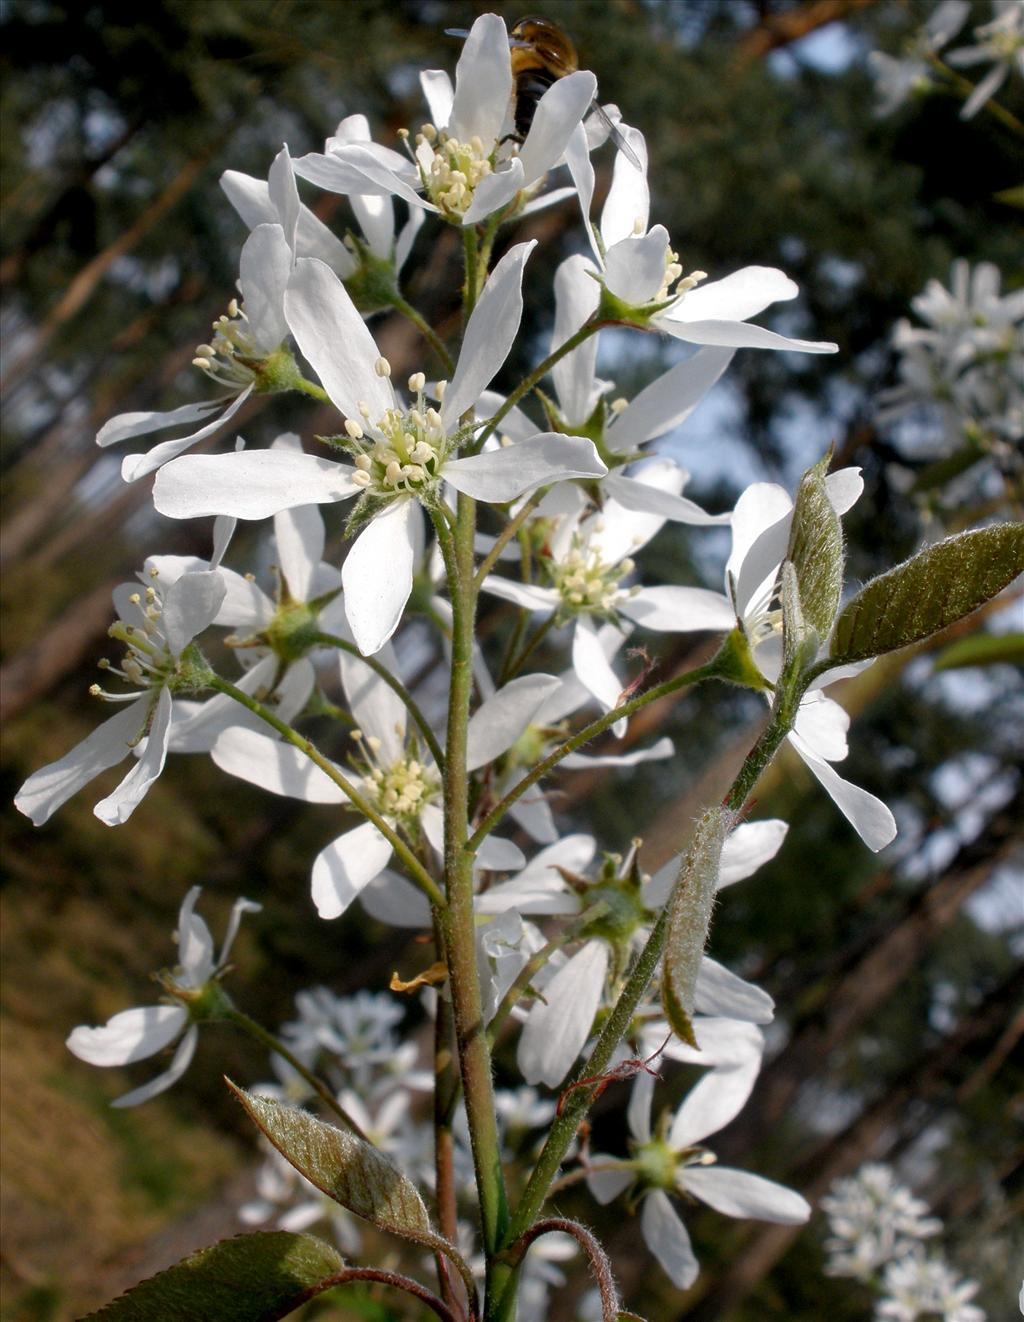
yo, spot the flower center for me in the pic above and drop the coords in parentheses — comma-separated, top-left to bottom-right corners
(549, 537, 636, 616)
(631, 1138, 680, 1192)
(92, 573, 176, 704)
(193, 299, 268, 389)
(351, 730, 439, 823)
(657, 245, 707, 306)
(414, 123, 494, 220)
(348, 367, 450, 497)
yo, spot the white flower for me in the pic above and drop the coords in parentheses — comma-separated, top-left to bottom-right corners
(822, 1164, 943, 1282)
(292, 14, 596, 226)
(565, 122, 838, 354)
(66, 887, 259, 1107)
(586, 1043, 809, 1289)
(154, 242, 606, 655)
(15, 567, 226, 827)
(867, 1, 969, 115)
(877, 1250, 986, 1322)
(97, 220, 296, 483)
(947, 1, 1024, 119)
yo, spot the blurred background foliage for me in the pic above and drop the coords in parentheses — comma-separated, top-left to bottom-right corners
(1, 0, 1021, 1318)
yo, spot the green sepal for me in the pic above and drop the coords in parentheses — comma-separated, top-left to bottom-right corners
(932, 631, 1024, 671)
(786, 452, 844, 644)
(711, 627, 770, 691)
(829, 524, 1024, 665)
(341, 233, 403, 314)
(254, 347, 307, 394)
(80, 1231, 344, 1320)
(661, 806, 733, 1047)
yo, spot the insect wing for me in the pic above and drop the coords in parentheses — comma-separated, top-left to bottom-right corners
(589, 100, 643, 171)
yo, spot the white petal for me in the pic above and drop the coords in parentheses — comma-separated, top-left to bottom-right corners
(479, 576, 559, 612)
(67, 1004, 188, 1066)
(609, 347, 735, 449)
(563, 122, 598, 260)
(658, 317, 837, 354)
(572, 617, 626, 735)
(602, 474, 728, 526)
(474, 873, 578, 917)
(669, 1058, 763, 1149)
(446, 433, 605, 502)
(443, 242, 536, 426)
(586, 1161, 634, 1205)
(220, 169, 354, 275)
(627, 1067, 655, 1143)
(449, 13, 512, 147)
(419, 801, 445, 856)
(517, 71, 597, 185)
(726, 482, 793, 597)
(274, 503, 327, 603)
(161, 571, 227, 657)
(718, 820, 788, 888)
(561, 737, 674, 769)
(600, 125, 650, 246)
(394, 205, 424, 274)
(792, 691, 849, 762)
(207, 565, 273, 629)
(339, 643, 407, 763)
(683, 1166, 810, 1224)
(177, 886, 215, 980)
(824, 467, 864, 515)
(461, 159, 526, 226)
(211, 727, 346, 803)
(312, 821, 394, 919)
(15, 696, 148, 826)
(664, 1016, 764, 1070)
(788, 733, 897, 852)
(284, 257, 394, 420)
(508, 794, 558, 844)
(238, 223, 291, 352)
(268, 146, 300, 252)
(154, 450, 359, 521)
(359, 870, 432, 928)
(670, 267, 797, 323)
(551, 254, 602, 426)
(120, 385, 254, 483)
(217, 895, 262, 967)
(97, 399, 223, 449)
(466, 674, 562, 770)
(604, 228, 670, 305)
(641, 1190, 699, 1289)
(420, 68, 454, 129)
(621, 585, 735, 633)
(94, 688, 173, 826)
(695, 957, 775, 1024)
(476, 834, 527, 872)
(341, 499, 419, 656)
(166, 655, 279, 754)
(517, 942, 608, 1087)
(293, 147, 428, 213)
(111, 1025, 199, 1108)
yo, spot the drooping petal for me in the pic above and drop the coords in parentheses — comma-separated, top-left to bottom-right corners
(604, 227, 670, 305)
(586, 1159, 635, 1206)
(718, 819, 788, 888)
(788, 731, 897, 852)
(160, 571, 227, 657)
(211, 727, 346, 804)
(154, 450, 359, 521)
(120, 385, 254, 483)
(360, 870, 433, 929)
(217, 895, 262, 968)
(517, 70, 597, 185)
(293, 147, 430, 214)
(97, 399, 224, 450)
(341, 499, 419, 656)
(15, 696, 149, 826)
(446, 433, 606, 502)
(602, 473, 729, 526)
(621, 584, 735, 634)
(609, 347, 735, 450)
(518, 941, 609, 1087)
(792, 690, 849, 762)
(111, 1025, 199, 1108)
(275, 502, 329, 604)
(640, 1190, 700, 1289)
(627, 1067, 655, 1143)
(683, 1165, 810, 1224)
(449, 13, 512, 148)
(551, 254, 603, 427)
(476, 834, 527, 872)
(312, 821, 395, 920)
(466, 674, 562, 770)
(669, 1058, 763, 1149)
(443, 241, 536, 426)
(695, 957, 775, 1024)
(166, 655, 279, 754)
(478, 576, 560, 612)
(94, 687, 174, 826)
(572, 616, 627, 728)
(67, 1004, 188, 1066)
(561, 737, 674, 769)
(285, 257, 394, 421)
(658, 317, 838, 354)
(238, 223, 291, 352)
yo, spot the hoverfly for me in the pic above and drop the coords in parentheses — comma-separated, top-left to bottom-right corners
(446, 15, 643, 171)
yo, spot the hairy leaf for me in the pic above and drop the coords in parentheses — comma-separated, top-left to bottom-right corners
(661, 807, 733, 1047)
(830, 524, 1024, 664)
(81, 1231, 343, 1320)
(786, 453, 843, 643)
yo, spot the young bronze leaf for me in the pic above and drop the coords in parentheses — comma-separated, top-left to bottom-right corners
(830, 524, 1024, 665)
(81, 1231, 344, 1321)
(661, 806, 733, 1047)
(786, 453, 844, 642)
(230, 1083, 440, 1248)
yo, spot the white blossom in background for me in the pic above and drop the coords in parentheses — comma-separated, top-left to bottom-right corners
(14, 566, 226, 827)
(586, 1057, 809, 1289)
(292, 14, 595, 227)
(153, 241, 606, 655)
(66, 887, 260, 1107)
(867, 1, 969, 115)
(877, 259, 1024, 458)
(877, 1252, 986, 1322)
(947, 0, 1024, 119)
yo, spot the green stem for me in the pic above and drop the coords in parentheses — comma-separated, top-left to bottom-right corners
(312, 631, 445, 771)
(392, 294, 456, 376)
(293, 376, 332, 404)
(207, 675, 444, 908)
(435, 495, 510, 1274)
(224, 1006, 369, 1140)
(473, 317, 604, 452)
(463, 227, 481, 319)
(929, 55, 1024, 138)
(431, 912, 462, 1312)
(467, 657, 722, 851)
(474, 493, 543, 588)
(502, 614, 557, 681)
